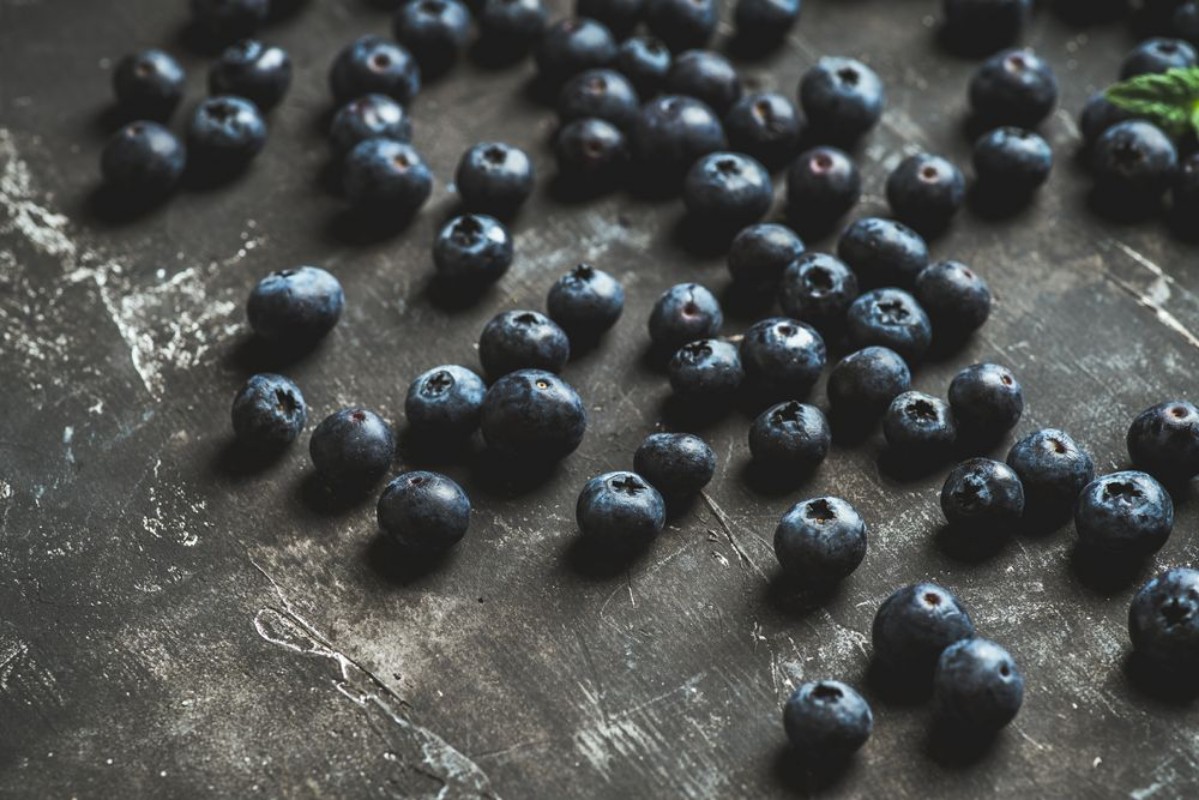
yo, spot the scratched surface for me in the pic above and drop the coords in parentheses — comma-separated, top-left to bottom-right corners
(1, 0, 1198, 797)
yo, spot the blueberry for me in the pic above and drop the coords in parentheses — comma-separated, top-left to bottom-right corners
(455, 142, 536, 217)
(682, 152, 774, 230)
(190, 0, 268, 42)
(941, 0, 1031, 56)
(576, 0, 646, 38)
(779, 253, 859, 335)
(634, 95, 726, 186)
(799, 57, 885, 144)
(724, 93, 804, 172)
(557, 69, 641, 132)
(343, 139, 434, 214)
(968, 49, 1058, 129)
(648, 282, 723, 352)
(1079, 92, 1135, 149)
(734, 0, 802, 48)
(112, 50, 186, 121)
(1121, 37, 1198, 78)
(535, 18, 618, 89)
(377, 471, 471, 553)
(480, 370, 587, 460)
(1091, 120, 1178, 203)
(786, 147, 861, 232)
(827, 347, 911, 417)
(727, 223, 805, 294)
(972, 127, 1053, 199)
(634, 432, 716, 497)
(883, 391, 957, 459)
(666, 50, 743, 117)
(405, 365, 487, 439)
(941, 458, 1025, 530)
(846, 288, 932, 363)
(645, 0, 718, 53)
(749, 401, 831, 468)
(433, 214, 513, 288)
(872, 583, 976, 677)
(330, 36, 421, 105)
(774, 496, 866, 585)
(576, 471, 666, 550)
(554, 118, 631, 189)
(1128, 401, 1199, 483)
(1075, 471, 1174, 557)
(915, 260, 992, 337)
(933, 638, 1024, 733)
(101, 122, 187, 199)
(209, 40, 292, 112)
(740, 317, 826, 399)
(477, 0, 549, 59)
(1129, 567, 1199, 675)
(783, 681, 873, 757)
(1005, 428, 1095, 518)
(546, 263, 626, 341)
(836, 217, 929, 290)
(231, 373, 307, 446)
(247, 266, 345, 344)
(885, 153, 966, 234)
(615, 36, 672, 98)
(948, 363, 1022, 436)
(478, 310, 571, 380)
(668, 339, 744, 402)
(186, 96, 267, 173)
(392, 0, 472, 78)
(1172, 152, 1199, 224)
(329, 95, 413, 157)
(309, 407, 396, 489)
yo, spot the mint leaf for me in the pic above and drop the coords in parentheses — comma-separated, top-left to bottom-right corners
(1105, 67, 1199, 139)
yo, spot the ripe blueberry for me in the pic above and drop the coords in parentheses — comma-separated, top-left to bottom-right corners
(933, 638, 1024, 733)
(112, 49, 186, 121)
(665, 50, 743, 116)
(405, 365, 487, 439)
(392, 0, 472, 78)
(749, 401, 831, 468)
(1091, 120, 1178, 204)
(783, 681, 873, 757)
(554, 117, 631, 189)
(329, 35, 421, 105)
(915, 261, 992, 338)
(377, 471, 471, 553)
(329, 94, 412, 157)
(947, 362, 1022, 436)
(786, 147, 861, 233)
(534, 18, 618, 89)
(725, 92, 805, 171)
(433, 214, 513, 288)
(799, 57, 885, 144)
(576, 471, 666, 550)
(682, 151, 773, 231)
(190, 0, 268, 42)
(668, 339, 744, 401)
(478, 310, 571, 380)
(477, 0, 549, 60)
(634, 432, 716, 497)
(972, 127, 1053, 199)
(343, 139, 433, 215)
(633, 95, 727, 186)
(648, 282, 723, 352)
(968, 49, 1058, 129)
(872, 583, 976, 678)
(557, 69, 641, 132)
(740, 317, 827, 399)
(727, 223, 805, 294)
(1006, 428, 1095, 519)
(615, 36, 672, 98)
(231, 373, 307, 447)
(940, 458, 1025, 530)
(779, 252, 859, 335)
(836, 217, 929, 290)
(883, 391, 958, 460)
(209, 40, 292, 112)
(1127, 400, 1199, 484)
(1121, 37, 1197, 78)
(101, 122, 187, 199)
(846, 288, 932, 363)
(309, 407, 396, 490)
(646, 0, 718, 52)
(774, 497, 867, 586)
(246, 266, 344, 345)
(1075, 471, 1174, 557)
(885, 153, 967, 234)
(734, 0, 802, 49)
(546, 263, 626, 342)
(480, 370, 587, 460)
(576, 0, 646, 39)
(455, 142, 536, 217)
(827, 346, 911, 417)
(186, 96, 267, 173)
(1129, 567, 1199, 676)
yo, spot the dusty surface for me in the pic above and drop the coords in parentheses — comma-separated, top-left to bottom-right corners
(1, 0, 1198, 797)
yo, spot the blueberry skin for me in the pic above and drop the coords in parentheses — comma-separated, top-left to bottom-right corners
(727, 223, 805, 293)
(555, 118, 631, 188)
(1079, 92, 1134, 148)
(101, 122, 187, 198)
(113, 50, 186, 121)
(740, 318, 826, 399)
(577, 0, 646, 39)
(478, 310, 571, 380)
(734, 0, 802, 48)
(634, 95, 727, 185)
(1129, 567, 1199, 675)
(648, 282, 723, 352)
(480, 370, 587, 460)
(646, 0, 718, 53)
(779, 253, 859, 335)
(886, 153, 966, 234)
(883, 391, 958, 459)
(209, 40, 292, 112)
(940, 458, 1025, 529)
(846, 288, 932, 364)
(968, 49, 1058, 129)
(190, 0, 269, 42)
(1127, 400, 1199, 483)
(799, 57, 885, 144)
(405, 365, 487, 439)
(1006, 429, 1095, 517)
(329, 36, 421, 105)
(309, 408, 396, 489)
(668, 339, 744, 402)
(750, 401, 831, 469)
(535, 18, 618, 89)
(634, 432, 716, 497)
(1075, 471, 1174, 557)
(725, 93, 805, 171)
(774, 496, 867, 585)
(916, 261, 992, 337)
(392, 0, 472, 78)
(231, 373, 307, 446)
(972, 127, 1053, 198)
(787, 147, 861, 231)
(433, 214, 513, 287)
(477, 0, 549, 58)
(948, 363, 1022, 434)
(784, 681, 873, 757)
(455, 142, 535, 218)
(827, 346, 910, 417)
(576, 471, 666, 550)
(933, 638, 1024, 733)
(682, 152, 774, 230)
(941, 0, 1031, 56)
(343, 139, 434, 214)
(615, 36, 672, 98)
(1121, 37, 1198, 78)
(186, 96, 267, 172)
(666, 50, 743, 117)
(836, 217, 930, 290)
(329, 95, 412, 157)
(247, 266, 345, 344)
(872, 583, 976, 677)
(377, 471, 471, 553)
(557, 69, 641, 132)
(547, 264, 625, 341)
(1092, 121, 1178, 201)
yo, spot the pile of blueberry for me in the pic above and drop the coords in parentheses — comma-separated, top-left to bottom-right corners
(99, 0, 1199, 770)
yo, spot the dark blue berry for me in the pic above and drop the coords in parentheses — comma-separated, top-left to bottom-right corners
(872, 583, 976, 677)
(645, 0, 718, 53)
(113, 50, 186, 121)
(455, 142, 535, 217)
(633, 432, 716, 497)
(343, 139, 433, 214)
(740, 317, 826, 399)
(634, 95, 726, 185)
(186, 96, 267, 172)
(948, 362, 1022, 436)
(377, 471, 471, 553)
(1079, 92, 1135, 149)
(774, 496, 867, 585)
(1129, 567, 1199, 675)
(1172, 152, 1199, 223)
(554, 118, 630, 188)
(846, 288, 932, 363)
(477, 0, 549, 59)
(546, 263, 626, 341)
(933, 638, 1024, 732)
(725, 92, 805, 171)
(972, 127, 1053, 199)
(968, 49, 1058, 129)
(101, 122, 187, 199)
(329, 36, 421, 105)
(190, 0, 268, 42)
(836, 217, 930, 290)
(433, 214, 513, 287)
(682, 151, 773, 230)
(783, 681, 873, 757)
(576, 471, 666, 550)
(734, 0, 802, 48)
(1075, 471, 1174, 556)
(727, 223, 805, 293)
(883, 391, 957, 459)
(405, 365, 487, 439)
(666, 50, 743, 117)
(247, 266, 344, 344)
(1128, 401, 1199, 483)
(478, 310, 571, 380)
(749, 401, 831, 468)
(827, 347, 911, 417)
(799, 57, 885, 144)
(941, 458, 1025, 530)
(1006, 428, 1095, 517)
(615, 36, 672, 98)
(309, 407, 396, 489)
(557, 69, 641, 131)
(231, 373, 307, 446)
(668, 339, 744, 401)
(941, 0, 1031, 56)
(209, 40, 292, 112)
(648, 282, 723, 352)
(779, 253, 859, 335)
(915, 260, 992, 337)
(1121, 37, 1197, 78)
(886, 153, 966, 234)
(392, 0, 472, 78)
(1091, 120, 1178, 202)
(535, 18, 618, 89)
(577, 0, 646, 38)
(480, 370, 587, 460)
(786, 147, 861, 232)
(329, 95, 412, 157)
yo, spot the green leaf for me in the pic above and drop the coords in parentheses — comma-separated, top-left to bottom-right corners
(1105, 67, 1199, 139)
